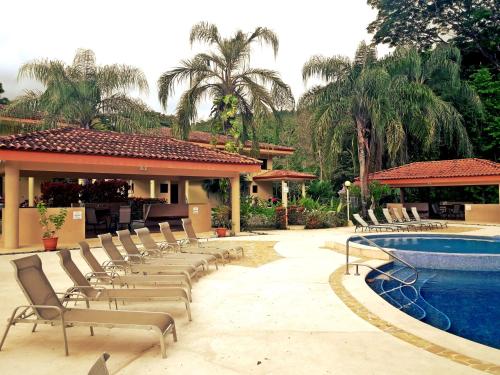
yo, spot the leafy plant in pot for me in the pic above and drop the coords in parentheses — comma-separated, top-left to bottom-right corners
(37, 202, 68, 251)
(212, 205, 231, 237)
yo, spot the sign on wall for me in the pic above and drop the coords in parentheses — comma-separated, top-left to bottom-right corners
(73, 211, 83, 220)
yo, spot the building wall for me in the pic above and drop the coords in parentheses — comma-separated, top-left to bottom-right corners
(465, 204, 500, 224)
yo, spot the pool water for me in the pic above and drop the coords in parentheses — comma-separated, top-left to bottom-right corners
(355, 234, 500, 254)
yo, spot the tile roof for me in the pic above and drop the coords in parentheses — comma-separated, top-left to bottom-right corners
(0, 127, 261, 165)
(253, 169, 316, 181)
(366, 158, 500, 181)
(159, 128, 295, 153)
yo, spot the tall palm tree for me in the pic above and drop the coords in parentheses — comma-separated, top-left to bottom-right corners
(300, 42, 477, 214)
(4, 49, 157, 132)
(158, 22, 294, 141)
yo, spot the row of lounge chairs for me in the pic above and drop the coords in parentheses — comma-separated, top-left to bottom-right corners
(353, 207, 447, 232)
(0, 218, 243, 360)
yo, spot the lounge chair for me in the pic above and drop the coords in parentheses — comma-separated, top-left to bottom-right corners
(391, 208, 433, 230)
(79, 241, 192, 298)
(0, 255, 176, 358)
(352, 213, 397, 232)
(99, 233, 198, 280)
(131, 228, 218, 270)
(382, 208, 419, 231)
(181, 218, 243, 258)
(367, 209, 403, 231)
(410, 207, 447, 228)
(88, 353, 110, 375)
(57, 250, 192, 321)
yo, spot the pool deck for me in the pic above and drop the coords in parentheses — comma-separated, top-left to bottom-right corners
(0, 224, 498, 374)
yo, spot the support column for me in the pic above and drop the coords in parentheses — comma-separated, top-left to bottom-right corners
(150, 180, 156, 198)
(281, 180, 288, 208)
(4, 163, 20, 249)
(185, 180, 190, 204)
(231, 175, 240, 233)
(28, 177, 35, 207)
(301, 182, 306, 198)
(400, 187, 405, 204)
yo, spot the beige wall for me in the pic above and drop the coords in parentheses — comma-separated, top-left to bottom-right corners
(251, 181, 273, 201)
(2, 207, 86, 247)
(465, 204, 500, 224)
(132, 179, 150, 198)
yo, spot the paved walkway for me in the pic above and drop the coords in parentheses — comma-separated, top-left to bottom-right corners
(0, 229, 492, 374)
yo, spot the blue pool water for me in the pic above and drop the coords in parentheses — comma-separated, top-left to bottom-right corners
(355, 234, 500, 254)
(367, 264, 500, 349)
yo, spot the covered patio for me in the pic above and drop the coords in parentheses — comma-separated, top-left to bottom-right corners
(366, 158, 500, 223)
(0, 127, 261, 250)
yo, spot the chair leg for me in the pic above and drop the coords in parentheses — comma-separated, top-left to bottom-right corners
(0, 312, 17, 351)
(32, 323, 38, 333)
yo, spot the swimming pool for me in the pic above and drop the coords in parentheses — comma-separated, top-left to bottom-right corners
(367, 264, 500, 349)
(361, 234, 500, 349)
(353, 234, 500, 271)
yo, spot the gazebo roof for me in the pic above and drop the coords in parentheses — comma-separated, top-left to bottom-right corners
(253, 169, 316, 182)
(0, 127, 261, 166)
(363, 158, 500, 187)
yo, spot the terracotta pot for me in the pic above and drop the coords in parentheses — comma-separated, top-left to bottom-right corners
(215, 228, 227, 238)
(42, 237, 58, 251)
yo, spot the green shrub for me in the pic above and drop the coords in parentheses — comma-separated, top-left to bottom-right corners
(287, 205, 305, 225)
(275, 206, 287, 229)
(304, 210, 346, 229)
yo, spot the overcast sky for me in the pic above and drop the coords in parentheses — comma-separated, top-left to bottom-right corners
(0, 0, 389, 118)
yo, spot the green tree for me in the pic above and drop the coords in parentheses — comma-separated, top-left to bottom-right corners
(300, 42, 474, 214)
(367, 0, 499, 71)
(157, 22, 294, 141)
(4, 49, 157, 132)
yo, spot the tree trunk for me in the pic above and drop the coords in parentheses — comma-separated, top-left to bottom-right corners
(356, 118, 370, 216)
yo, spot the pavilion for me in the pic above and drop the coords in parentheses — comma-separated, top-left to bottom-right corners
(364, 158, 500, 223)
(0, 127, 261, 250)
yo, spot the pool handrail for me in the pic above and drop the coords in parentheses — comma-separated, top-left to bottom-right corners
(345, 234, 418, 285)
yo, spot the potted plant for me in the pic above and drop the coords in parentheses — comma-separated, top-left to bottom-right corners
(37, 202, 68, 251)
(212, 205, 230, 237)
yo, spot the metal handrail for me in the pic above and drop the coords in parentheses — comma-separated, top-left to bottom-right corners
(345, 234, 418, 285)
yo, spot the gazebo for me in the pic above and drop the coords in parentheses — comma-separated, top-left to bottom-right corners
(0, 127, 261, 250)
(253, 169, 316, 208)
(364, 158, 500, 223)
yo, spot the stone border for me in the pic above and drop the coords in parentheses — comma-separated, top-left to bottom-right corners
(329, 265, 500, 374)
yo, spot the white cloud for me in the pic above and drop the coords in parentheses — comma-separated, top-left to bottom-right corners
(0, 0, 389, 118)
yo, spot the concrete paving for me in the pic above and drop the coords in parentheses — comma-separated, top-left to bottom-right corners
(0, 227, 495, 374)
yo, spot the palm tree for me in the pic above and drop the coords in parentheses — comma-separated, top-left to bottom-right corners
(300, 42, 477, 214)
(4, 49, 157, 132)
(158, 22, 294, 141)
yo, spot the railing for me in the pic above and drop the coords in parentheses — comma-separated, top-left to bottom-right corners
(345, 234, 418, 285)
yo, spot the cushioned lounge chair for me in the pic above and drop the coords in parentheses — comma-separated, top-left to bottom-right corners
(367, 209, 404, 231)
(121, 228, 217, 271)
(0, 255, 176, 358)
(57, 250, 192, 321)
(410, 207, 446, 228)
(99, 233, 198, 281)
(79, 241, 192, 294)
(181, 218, 243, 258)
(353, 213, 397, 232)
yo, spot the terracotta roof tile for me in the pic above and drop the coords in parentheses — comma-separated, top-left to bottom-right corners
(366, 158, 500, 180)
(253, 169, 316, 181)
(158, 128, 295, 153)
(0, 127, 261, 165)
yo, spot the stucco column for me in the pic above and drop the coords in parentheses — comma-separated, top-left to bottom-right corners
(281, 180, 288, 208)
(231, 175, 240, 233)
(185, 180, 190, 204)
(400, 188, 405, 204)
(150, 180, 156, 198)
(28, 177, 35, 207)
(301, 182, 306, 198)
(4, 163, 20, 249)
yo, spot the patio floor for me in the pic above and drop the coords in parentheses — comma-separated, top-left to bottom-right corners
(0, 225, 498, 374)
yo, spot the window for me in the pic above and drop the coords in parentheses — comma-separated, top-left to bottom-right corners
(170, 183, 179, 204)
(252, 185, 258, 194)
(160, 183, 169, 193)
(259, 158, 268, 170)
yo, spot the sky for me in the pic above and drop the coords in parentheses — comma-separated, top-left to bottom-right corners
(0, 0, 390, 118)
